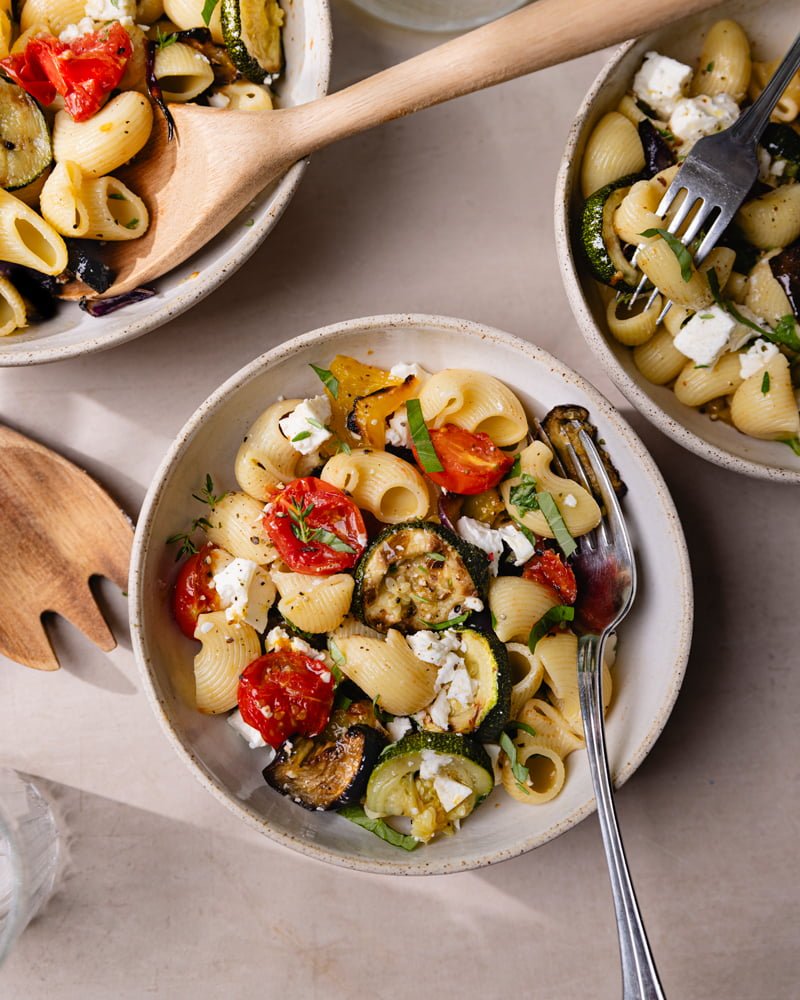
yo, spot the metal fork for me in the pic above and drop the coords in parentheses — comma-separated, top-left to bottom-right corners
(628, 30, 800, 319)
(538, 419, 664, 1000)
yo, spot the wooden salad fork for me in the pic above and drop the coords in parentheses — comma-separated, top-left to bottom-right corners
(0, 425, 134, 671)
(81, 0, 723, 298)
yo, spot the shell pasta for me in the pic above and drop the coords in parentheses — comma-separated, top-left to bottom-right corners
(577, 19, 800, 451)
(166, 355, 627, 849)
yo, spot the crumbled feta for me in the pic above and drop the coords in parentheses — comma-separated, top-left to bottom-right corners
(669, 94, 739, 152)
(674, 306, 737, 367)
(265, 626, 327, 661)
(447, 666, 474, 708)
(385, 406, 412, 449)
(739, 338, 779, 379)
(456, 516, 534, 575)
(419, 749, 451, 780)
(427, 689, 452, 729)
(632, 51, 693, 119)
(196, 620, 214, 635)
(59, 17, 95, 42)
(213, 558, 273, 632)
(433, 774, 472, 812)
(409, 630, 478, 729)
(390, 362, 429, 382)
(278, 395, 332, 455)
(227, 708, 273, 753)
(563, 493, 578, 508)
(407, 629, 465, 671)
(207, 92, 231, 109)
(483, 743, 503, 785)
(462, 596, 484, 612)
(85, 0, 136, 23)
(386, 716, 413, 742)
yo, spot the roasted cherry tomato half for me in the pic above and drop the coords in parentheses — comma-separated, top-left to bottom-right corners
(238, 651, 335, 748)
(523, 548, 578, 605)
(172, 543, 223, 639)
(263, 477, 367, 575)
(412, 424, 514, 495)
(0, 24, 132, 121)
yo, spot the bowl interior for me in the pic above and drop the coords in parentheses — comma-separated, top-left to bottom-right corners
(131, 315, 692, 875)
(0, 0, 331, 367)
(556, 0, 800, 483)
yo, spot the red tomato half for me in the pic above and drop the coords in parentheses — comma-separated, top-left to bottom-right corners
(413, 424, 514, 495)
(0, 24, 132, 121)
(263, 477, 367, 575)
(523, 548, 578, 605)
(238, 651, 335, 748)
(172, 544, 223, 639)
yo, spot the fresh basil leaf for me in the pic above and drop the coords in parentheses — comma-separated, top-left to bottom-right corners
(770, 315, 800, 352)
(338, 805, 419, 851)
(420, 612, 470, 631)
(528, 605, 575, 652)
(490, 609, 498, 630)
(309, 363, 339, 399)
(506, 720, 537, 739)
(509, 472, 539, 514)
(499, 732, 530, 793)
(327, 638, 346, 682)
(406, 398, 444, 473)
(639, 228, 693, 282)
(507, 454, 522, 479)
(782, 437, 800, 456)
(535, 492, 577, 558)
(311, 527, 355, 553)
(707, 270, 772, 337)
(201, 0, 219, 25)
(761, 371, 771, 394)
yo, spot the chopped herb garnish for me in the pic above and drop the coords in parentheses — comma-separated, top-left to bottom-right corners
(336, 439, 352, 455)
(338, 805, 419, 851)
(108, 192, 126, 200)
(506, 720, 537, 739)
(528, 604, 576, 652)
(705, 61, 714, 72)
(307, 417, 326, 430)
(288, 500, 355, 552)
(291, 430, 312, 442)
(781, 437, 800, 456)
(201, 0, 219, 25)
(166, 531, 199, 560)
(427, 552, 446, 563)
(311, 527, 356, 553)
(420, 612, 470, 631)
(507, 454, 522, 479)
(707, 270, 771, 337)
(536, 492, 577, 558)
(499, 732, 530, 794)
(490, 609, 498, 630)
(509, 473, 540, 514)
(640, 228, 694, 282)
(770, 315, 800, 352)
(244, 219, 255, 227)
(406, 398, 444, 473)
(657, 127, 676, 142)
(410, 591, 435, 605)
(761, 371, 771, 394)
(328, 638, 346, 670)
(192, 473, 227, 508)
(309, 363, 339, 399)
(155, 28, 177, 50)
(123, 218, 139, 229)
(694, 364, 709, 369)
(699, 313, 714, 319)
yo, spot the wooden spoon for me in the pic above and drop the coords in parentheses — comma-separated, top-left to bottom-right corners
(0, 425, 134, 670)
(76, 0, 721, 298)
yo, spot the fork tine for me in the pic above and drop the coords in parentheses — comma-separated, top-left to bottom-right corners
(563, 438, 608, 549)
(692, 206, 737, 268)
(663, 191, 700, 236)
(576, 430, 636, 580)
(677, 201, 714, 248)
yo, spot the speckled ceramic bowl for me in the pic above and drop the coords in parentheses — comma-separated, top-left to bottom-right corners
(0, 2, 331, 367)
(555, 0, 800, 483)
(130, 314, 693, 875)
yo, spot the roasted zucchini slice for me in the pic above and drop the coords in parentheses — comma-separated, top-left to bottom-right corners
(0, 78, 52, 192)
(352, 520, 489, 633)
(580, 172, 641, 291)
(365, 731, 493, 842)
(221, 0, 284, 82)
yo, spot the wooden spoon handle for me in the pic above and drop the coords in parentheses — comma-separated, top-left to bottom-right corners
(286, 0, 721, 155)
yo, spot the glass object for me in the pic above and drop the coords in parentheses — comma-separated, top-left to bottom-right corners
(346, 0, 528, 33)
(0, 770, 63, 967)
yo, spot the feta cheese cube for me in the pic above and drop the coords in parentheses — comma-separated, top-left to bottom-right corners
(739, 338, 780, 379)
(447, 666, 475, 709)
(213, 558, 274, 632)
(385, 405, 412, 449)
(406, 629, 465, 671)
(278, 395, 332, 455)
(674, 306, 737, 367)
(227, 709, 275, 756)
(427, 689, 452, 729)
(433, 774, 472, 813)
(265, 626, 327, 661)
(669, 94, 739, 152)
(59, 16, 95, 42)
(419, 749, 451, 780)
(632, 51, 693, 119)
(389, 363, 429, 382)
(457, 516, 534, 575)
(386, 716, 413, 742)
(85, 0, 136, 22)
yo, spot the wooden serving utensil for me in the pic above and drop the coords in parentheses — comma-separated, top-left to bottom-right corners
(0, 425, 134, 671)
(81, 0, 722, 298)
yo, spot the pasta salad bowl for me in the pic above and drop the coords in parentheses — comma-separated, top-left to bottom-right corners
(130, 314, 692, 875)
(0, 0, 331, 367)
(555, 0, 800, 483)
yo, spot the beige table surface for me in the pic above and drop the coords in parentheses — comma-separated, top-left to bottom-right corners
(1, 5, 798, 998)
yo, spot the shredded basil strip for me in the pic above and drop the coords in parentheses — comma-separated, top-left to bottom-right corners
(509, 473, 539, 513)
(420, 612, 470, 631)
(507, 454, 522, 479)
(312, 527, 355, 553)
(406, 398, 444, 473)
(707, 270, 776, 339)
(528, 605, 576, 653)
(761, 371, 771, 394)
(201, 0, 219, 25)
(309, 363, 339, 399)
(506, 720, 537, 739)
(427, 552, 446, 562)
(499, 732, 530, 794)
(327, 639, 346, 682)
(640, 228, 694, 282)
(536, 492, 577, 558)
(338, 805, 420, 851)
(770, 315, 800, 352)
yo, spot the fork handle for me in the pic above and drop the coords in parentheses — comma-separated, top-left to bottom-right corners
(578, 635, 666, 1000)
(730, 31, 800, 146)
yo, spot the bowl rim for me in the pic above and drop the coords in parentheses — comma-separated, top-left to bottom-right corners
(129, 313, 694, 875)
(0, 0, 333, 368)
(554, 36, 800, 485)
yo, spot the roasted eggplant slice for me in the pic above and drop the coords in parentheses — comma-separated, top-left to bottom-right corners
(264, 702, 388, 810)
(768, 240, 800, 316)
(638, 118, 675, 178)
(65, 239, 115, 293)
(541, 406, 627, 499)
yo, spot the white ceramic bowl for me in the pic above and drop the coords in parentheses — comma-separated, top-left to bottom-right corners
(130, 314, 693, 875)
(555, 0, 800, 484)
(0, 4, 332, 367)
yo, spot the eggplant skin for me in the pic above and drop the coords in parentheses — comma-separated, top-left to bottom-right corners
(263, 724, 387, 811)
(542, 405, 627, 499)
